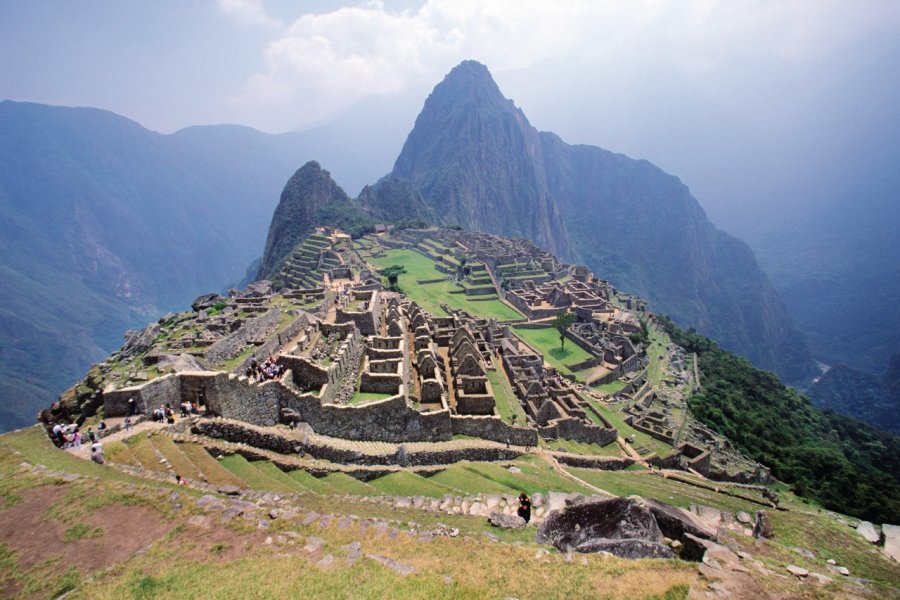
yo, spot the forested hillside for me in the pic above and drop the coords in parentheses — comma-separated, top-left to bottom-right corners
(662, 317, 900, 523)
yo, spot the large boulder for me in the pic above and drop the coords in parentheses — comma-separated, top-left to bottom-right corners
(645, 498, 717, 541)
(882, 524, 899, 562)
(245, 280, 275, 297)
(120, 323, 160, 360)
(576, 538, 674, 559)
(856, 521, 880, 544)
(487, 512, 526, 529)
(536, 496, 663, 556)
(192, 293, 225, 312)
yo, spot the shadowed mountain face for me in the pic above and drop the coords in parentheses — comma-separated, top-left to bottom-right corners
(0, 102, 327, 431)
(385, 61, 816, 384)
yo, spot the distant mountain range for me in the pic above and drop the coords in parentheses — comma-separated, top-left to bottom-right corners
(0, 101, 389, 430)
(0, 61, 855, 431)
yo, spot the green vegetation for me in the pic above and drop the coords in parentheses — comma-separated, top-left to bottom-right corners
(511, 326, 592, 379)
(63, 523, 103, 543)
(486, 362, 526, 425)
(552, 311, 577, 350)
(368, 249, 521, 321)
(348, 391, 394, 405)
(539, 438, 622, 457)
(662, 316, 900, 523)
(376, 265, 407, 292)
(367, 471, 461, 497)
(218, 455, 297, 494)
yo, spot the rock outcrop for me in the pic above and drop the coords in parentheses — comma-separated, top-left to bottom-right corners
(535, 496, 715, 560)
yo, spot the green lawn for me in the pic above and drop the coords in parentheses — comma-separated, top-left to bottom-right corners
(426, 464, 510, 494)
(367, 470, 462, 497)
(487, 361, 526, 425)
(593, 379, 628, 394)
(348, 391, 394, 405)
(368, 249, 522, 321)
(511, 327, 593, 379)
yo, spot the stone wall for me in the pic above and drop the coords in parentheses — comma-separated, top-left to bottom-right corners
(282, 393, 454, 443)
(235, 313, 309, 374)
(102, 375, 180, 416)
(450, 415, 538, 446)
(205, 306, 282, 365)
(552, 454, 634, 470)
(539, 417, 618, 446)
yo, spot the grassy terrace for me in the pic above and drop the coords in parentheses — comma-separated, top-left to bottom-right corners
(347, 391, 394, 405)
(367, 249, 522, 321)
(539, 438, 622, 457)
(487, 359, 526, 425)
(645, 321, 670, 387)
(510, 326, 593, 381)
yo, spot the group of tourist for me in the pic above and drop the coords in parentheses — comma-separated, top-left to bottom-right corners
(50, 420, 108, 449)
(152, 404, 176, 424)
(246, 357, 284, 382)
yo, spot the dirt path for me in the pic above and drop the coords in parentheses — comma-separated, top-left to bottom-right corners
(536, 449, 615, 498)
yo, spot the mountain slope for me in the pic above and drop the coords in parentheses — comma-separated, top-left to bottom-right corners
(391, 61, 571, 260)
(386, 61, 815, 384)
(258, 161, 358, 278)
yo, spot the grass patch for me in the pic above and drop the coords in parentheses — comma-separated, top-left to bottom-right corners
(250, 461, 309, 493)
(511, 327, 593, 379)
(569, 469, 762, 513)
(539, 438, 622, 457)
(487, 362, 526, 425)
(124, 435, 169, 472)
(427, 464, 510, 494)
(463, 459, 594, 496)
(150, 435, 203, 481)
(218, 455, 298, 494)
(63, 523, 104, 542)
(367, 471, 462, 497)
(177, 444, 246, 487)
(316, 473, 380, 496)
(368, 249, 521, 321)
(347, 391, 394, 405)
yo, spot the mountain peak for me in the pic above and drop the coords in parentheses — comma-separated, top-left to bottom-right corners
(425, 60, 509, 112)
(257, 161, 350, 278)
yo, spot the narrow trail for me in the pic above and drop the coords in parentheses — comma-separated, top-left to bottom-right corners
(535, 448, 614, 498)
(65, 419, 168, 459)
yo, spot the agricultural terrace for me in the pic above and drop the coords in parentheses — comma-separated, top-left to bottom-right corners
(367, 249, 522, 321)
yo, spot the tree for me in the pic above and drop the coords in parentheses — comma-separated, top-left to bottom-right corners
(553, 311, 577, 350)
(377, 265, 407, 291)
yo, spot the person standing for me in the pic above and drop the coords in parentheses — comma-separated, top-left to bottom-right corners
(517, 492, 532, 524)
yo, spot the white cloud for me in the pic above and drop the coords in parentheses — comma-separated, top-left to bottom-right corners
(229, 0, 900, 131)
(217, 0, 282, 28)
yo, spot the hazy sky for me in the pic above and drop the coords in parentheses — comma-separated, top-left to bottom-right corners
(3, 0, 899, 232)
